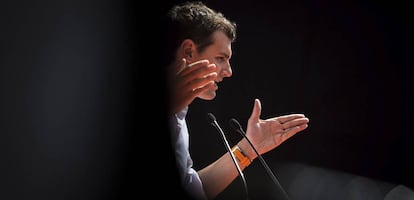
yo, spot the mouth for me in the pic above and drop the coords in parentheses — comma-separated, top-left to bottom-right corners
(213, 81, 219, 90)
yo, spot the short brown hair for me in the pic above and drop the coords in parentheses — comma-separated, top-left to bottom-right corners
(166, 1, 237, 57)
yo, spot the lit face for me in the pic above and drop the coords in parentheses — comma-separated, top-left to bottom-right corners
(190, 31, 233, 100)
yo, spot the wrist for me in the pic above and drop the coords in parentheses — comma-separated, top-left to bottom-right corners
(231, 145, 252, 168)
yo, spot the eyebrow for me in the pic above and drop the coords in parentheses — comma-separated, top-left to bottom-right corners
(218, 52, 231, 59)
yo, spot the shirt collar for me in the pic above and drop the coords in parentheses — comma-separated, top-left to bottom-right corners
(175, 106, 188, 120)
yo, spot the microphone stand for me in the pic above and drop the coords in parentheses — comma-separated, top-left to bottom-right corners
(207, 113, 249, 200)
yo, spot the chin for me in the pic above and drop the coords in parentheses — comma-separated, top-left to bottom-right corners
(199, 91, 216, 100)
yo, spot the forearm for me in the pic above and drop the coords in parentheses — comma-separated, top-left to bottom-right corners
(198, 139, 256, 199)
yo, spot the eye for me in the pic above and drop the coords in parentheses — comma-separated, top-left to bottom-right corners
(216, 57, 226, 63)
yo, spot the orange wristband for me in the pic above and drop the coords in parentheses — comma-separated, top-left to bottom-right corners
(231, 145, 251, 168)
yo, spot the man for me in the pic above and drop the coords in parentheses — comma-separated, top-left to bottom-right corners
(165, 1, 309, 199)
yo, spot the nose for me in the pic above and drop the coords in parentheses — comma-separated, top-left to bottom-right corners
(221, 64, 232, 78)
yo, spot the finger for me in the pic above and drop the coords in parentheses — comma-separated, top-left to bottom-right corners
(248, 98, 262, 123)
(280, 117, 309, 130)
(178, 62, 216, 86)
(181, 65, 217, 87)
(192, 81, 215, 95)
(188, 59, 210, 67)
(179, 60, 210, 76)
(176, 58, 188, 75)
(276, 114, 306, 124)
(281, 123, 308, 139)
(188, 72, 217, 91)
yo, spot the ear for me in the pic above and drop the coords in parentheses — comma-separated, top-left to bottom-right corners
(180, 39, 195, 60)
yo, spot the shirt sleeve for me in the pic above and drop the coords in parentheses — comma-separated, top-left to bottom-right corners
(170, 108, 207, 200)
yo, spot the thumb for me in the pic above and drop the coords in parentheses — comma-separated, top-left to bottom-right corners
(248, 98, 262, 123)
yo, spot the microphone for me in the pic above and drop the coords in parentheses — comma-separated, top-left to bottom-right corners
(229, 118, 290, 200)
(206, 113, 249, 200)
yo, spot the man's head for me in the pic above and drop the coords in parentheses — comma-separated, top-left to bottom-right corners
(166, 1, 237, 100)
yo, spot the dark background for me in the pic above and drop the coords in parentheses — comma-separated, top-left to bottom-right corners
(186, 0, 413, 199)
(0, 0, 412, 199)
(0, 0, 181, 199)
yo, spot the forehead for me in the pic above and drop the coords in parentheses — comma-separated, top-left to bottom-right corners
(204, 31, 232, 57)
